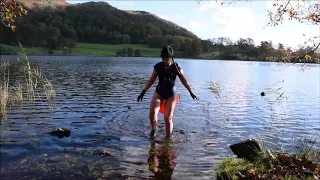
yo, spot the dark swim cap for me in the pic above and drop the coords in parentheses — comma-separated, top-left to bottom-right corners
(160, 46, 174, 58)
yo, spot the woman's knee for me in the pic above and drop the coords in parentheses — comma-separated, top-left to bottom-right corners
(149, 92, 161, 112)
(149, 108, 157, 118)
(164, 113, 173, 122)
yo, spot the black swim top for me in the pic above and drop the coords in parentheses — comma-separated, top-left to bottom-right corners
(154, 61, 182, 89)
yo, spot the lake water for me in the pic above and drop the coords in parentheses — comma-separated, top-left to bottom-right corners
(0, 56, 319, 180)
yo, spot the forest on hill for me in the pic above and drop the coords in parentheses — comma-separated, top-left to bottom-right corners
(1, 0, 319, 62)
(2, 1, 209, 58)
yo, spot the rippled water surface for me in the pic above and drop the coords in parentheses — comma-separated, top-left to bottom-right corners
(1, 56, 319, 180)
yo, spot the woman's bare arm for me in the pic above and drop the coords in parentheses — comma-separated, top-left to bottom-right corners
(178, 69, 198, 99)
(177, 69, 192, 92)
(143, 69, 158, 91)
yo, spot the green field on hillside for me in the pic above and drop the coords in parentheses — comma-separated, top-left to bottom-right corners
(1, 43, 222, 60)
(71, 43, 160, 57)
(0, 43, 161, 57)
(0, 44, 50, 55)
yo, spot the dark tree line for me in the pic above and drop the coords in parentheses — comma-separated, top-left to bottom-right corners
(205, 37, 319, 63)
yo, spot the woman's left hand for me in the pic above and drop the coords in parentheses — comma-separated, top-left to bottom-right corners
(189, 91, 198, 100)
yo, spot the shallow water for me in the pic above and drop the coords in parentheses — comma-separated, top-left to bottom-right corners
(0, 56, 319, 180)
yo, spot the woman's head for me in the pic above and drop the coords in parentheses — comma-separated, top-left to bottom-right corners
(160, 46, 174, 66)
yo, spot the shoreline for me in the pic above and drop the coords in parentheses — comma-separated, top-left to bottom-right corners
(1, 54, 319, 65)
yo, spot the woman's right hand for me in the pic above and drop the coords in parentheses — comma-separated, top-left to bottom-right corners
(137, 90, 146, 102)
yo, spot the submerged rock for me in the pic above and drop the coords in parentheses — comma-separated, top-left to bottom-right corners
(99, 150, 112, 157)
(49, 128, 71, 138)
(229, 139, 262, 160)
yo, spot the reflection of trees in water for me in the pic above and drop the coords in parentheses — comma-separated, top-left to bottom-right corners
(148, 140, 176, 180)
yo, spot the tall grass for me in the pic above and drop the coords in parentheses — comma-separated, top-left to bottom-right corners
(13, 82, 23, 105)
(0, 78, 9, 120)
(0, 60, 10, 120)
(0, 42, 55, 120)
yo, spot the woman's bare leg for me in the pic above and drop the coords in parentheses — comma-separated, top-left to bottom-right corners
(163, 94, 178, 139)
(149, 91, 162, 135)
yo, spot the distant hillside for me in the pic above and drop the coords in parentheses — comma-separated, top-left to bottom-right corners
(15, 0, 69, 10)
(2, 0, 212, 57)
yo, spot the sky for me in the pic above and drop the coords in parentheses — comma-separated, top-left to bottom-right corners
(66, 0, 320, 49)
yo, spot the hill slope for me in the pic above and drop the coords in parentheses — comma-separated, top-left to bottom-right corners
(15, 0, 69, 10)
(2, 0, 210, 57)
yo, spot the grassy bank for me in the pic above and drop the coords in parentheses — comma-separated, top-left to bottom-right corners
(216, 148, 320, 180)
(0, 43, 161, 57)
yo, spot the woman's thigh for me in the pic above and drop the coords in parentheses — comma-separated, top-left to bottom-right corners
(163, 94, 178, 118)
(149, 91, 162, 115)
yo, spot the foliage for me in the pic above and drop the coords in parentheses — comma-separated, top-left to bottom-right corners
(201, 38, 319, 63)
(216, 150, 320, 180)
(267, 0, 319, 26)
(258, 0, 319, 63)
(215, 157, 250, 179)
(0, 0, 27, 31)
(196, 0, 320, 64)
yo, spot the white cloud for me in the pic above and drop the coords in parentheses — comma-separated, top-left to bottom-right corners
(192, 0, 255, 37)
(212, 6, 254, 29)
(193, 0, 221, 13)
(175, 13, 181, 19)
(210, 5, 255, 38)
(187, 20, 205, 30)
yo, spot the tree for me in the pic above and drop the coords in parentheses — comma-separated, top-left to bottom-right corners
(134, 49, 142, 57)
(198, 0, 320, 63)
(127, 47, 133, 56)
(18, 23, 39, 47)
(259, 41, 274, 60)
(121, 34, 131, 44)
(236, 38, 256, 60)
(276, 43, 287, 61)
(146, 35, 165, 48)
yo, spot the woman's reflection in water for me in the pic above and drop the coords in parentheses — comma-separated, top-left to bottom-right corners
(148, 139, 177, 180)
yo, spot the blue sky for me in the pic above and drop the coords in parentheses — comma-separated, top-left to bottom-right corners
(66, 0, 319, 49)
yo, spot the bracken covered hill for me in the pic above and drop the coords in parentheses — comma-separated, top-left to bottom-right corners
(15, 0, 69, 10)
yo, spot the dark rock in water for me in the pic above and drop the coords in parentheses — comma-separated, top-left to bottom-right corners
(229, 139, 262, 160)
(99, 150, 112, 157)
(49, 128, 71, 138)
(127, 105, 131, 109)
(260, 91, 265, 96)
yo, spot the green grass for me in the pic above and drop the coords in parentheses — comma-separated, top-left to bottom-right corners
(0, 43, 161, 57)
(0, 44, 59, 55)
(72, 43, 160, 57)
(215, 150, 320, 180)
(215, 157, 251, 180)
(198, 51, 220, 59)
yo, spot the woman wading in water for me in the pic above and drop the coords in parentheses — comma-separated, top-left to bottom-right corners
(137, 46, 198, 139)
